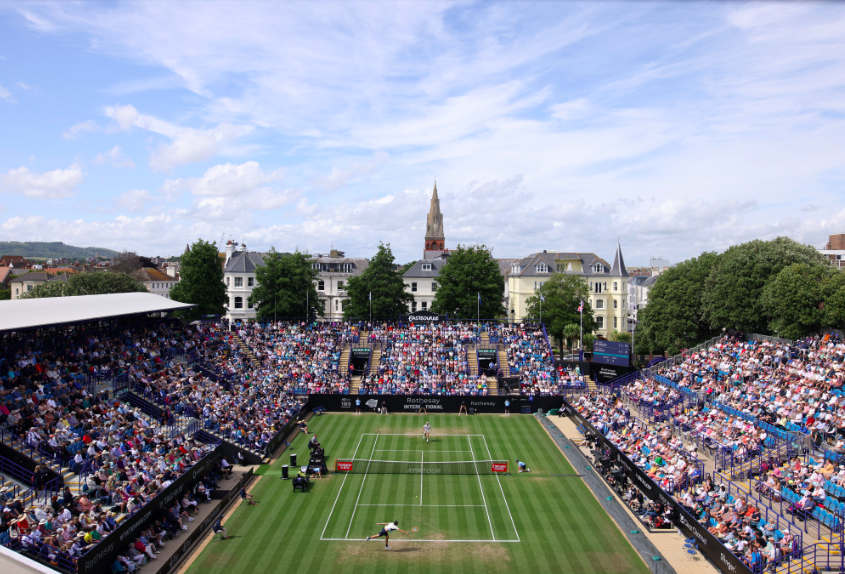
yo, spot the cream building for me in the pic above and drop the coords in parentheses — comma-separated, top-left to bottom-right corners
(133, 268, 178, 298)
(507, 242, 630, 337)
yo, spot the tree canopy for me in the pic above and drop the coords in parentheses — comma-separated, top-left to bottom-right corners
(169, 239, 226, 320)
(523, 272, 595, 355)
(431, 245, 504, 320)
(20, 271, 147, 298)
(398, 261, 417, 275)
(344, 243, 412, 319)
(248, 249, 321, 319)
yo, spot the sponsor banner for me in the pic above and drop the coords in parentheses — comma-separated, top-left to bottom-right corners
(77, 446, 223, 574)
(309, 394, 562, 414)
(491, 462, 508, 473)
(401, 310, 447, 323)
(560, 399, 752, 574)
(477, 349, 498, 357)
(337, 461, 353, 472)
(351, 347, 371, 357)
(591, 363, 633, 384)
(152, 469, 254, 574)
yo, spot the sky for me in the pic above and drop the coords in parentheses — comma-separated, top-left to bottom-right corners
(0, 1, 844, 265)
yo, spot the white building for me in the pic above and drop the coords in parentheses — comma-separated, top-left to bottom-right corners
(402, 255, 447, 313)
(133, 268, 178, 299)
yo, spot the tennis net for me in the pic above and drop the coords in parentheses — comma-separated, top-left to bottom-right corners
(334, 459, 509, 475)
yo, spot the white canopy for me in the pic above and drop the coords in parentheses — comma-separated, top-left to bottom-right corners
(0, 292, 195, 332)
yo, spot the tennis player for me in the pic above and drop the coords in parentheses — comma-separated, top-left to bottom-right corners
(365, 521, 409, 549)
(423, 422, 431, 443)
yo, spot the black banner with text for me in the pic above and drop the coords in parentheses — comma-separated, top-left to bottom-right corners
(308, 393, 561, 414)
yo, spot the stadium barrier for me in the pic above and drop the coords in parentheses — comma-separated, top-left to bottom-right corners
(308, 393, 562, 414)
(151, 467, 255, 574)
(264, 402, 311, 456)
(564, 399, 754, 574)
(76, 445, 224, 574)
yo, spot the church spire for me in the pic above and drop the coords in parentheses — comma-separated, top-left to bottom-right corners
(610, 239, 629, 278)
(424, 181, 445, 259)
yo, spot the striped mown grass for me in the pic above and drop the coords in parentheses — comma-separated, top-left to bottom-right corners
(184, 414, 648, 574)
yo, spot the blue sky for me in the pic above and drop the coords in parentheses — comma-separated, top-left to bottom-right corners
(0, 1, 844, 264)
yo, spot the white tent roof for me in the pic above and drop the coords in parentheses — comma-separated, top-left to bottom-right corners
(0, 293, 195, 332)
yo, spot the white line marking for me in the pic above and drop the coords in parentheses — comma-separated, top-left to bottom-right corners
(468, 435, 495, 541)
(320, 433, 364, 540)
(372, 450, 470, 452)
(482, 435, 519, 542)
(344, 434, 379, 539)
(420, 450, 424, 506)
(361, 433, 486, 436)
(321, 538, 520, 543)
(355, 504, 486, 507)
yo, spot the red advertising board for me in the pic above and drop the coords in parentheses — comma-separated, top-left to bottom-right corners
(491, 462, 508, 473)
(337, 461, 353, 472)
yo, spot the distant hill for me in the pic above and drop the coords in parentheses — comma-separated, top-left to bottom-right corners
(0, 242, 120, 260)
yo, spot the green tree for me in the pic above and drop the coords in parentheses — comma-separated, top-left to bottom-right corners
(431, 244, 504, 320)
(344, 243, 412, 319)
(702, 237, 830, 333)
(20, 271, 147, 298)
(0, 289, 11, 301)
(248, 249, 321, 319)
(762, 263, 832, 339)
(583, 333, 596, 352)
(608, 330, 632, 344)
(635, 253, 719, 356)
(823, 271, 845, 328)
(398, 261, 417, 275)
(563, 323, 580, 351)
(170, 239, 226, 320)
(523, 273, 595, 356)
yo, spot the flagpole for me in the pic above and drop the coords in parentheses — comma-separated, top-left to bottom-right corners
(579, 299, 583, 362)
(477, 292, 479, 324)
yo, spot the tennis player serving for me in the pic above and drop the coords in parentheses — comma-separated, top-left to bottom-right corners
(366, 521, 410, 549)
(423, 422, 431, 443)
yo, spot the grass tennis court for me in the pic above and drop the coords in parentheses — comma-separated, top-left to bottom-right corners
(183, 414, 649, 574)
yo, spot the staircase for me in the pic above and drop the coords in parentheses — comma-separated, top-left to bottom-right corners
(497, 345, 510, 377)
(369, 345, 381, 376)
(486, 377, 499, 396)
(350, 376, 361, 394)
(231, 333, 261, 368)
(339, 343, 350, 376)
(468, 346, 478, 376)
(586, 376, 598, 393)
(480, 331, 490, 346)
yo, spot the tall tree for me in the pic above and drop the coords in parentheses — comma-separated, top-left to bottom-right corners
(823, 271, 845, 329)
(399, 261, 418, 275)
(762, 263, 831, 339)
(344, 243, 411, 319)
(20, 272, 147, 298)
(431, 244, 504, 320)
(701, 237, 830, 333)
(635, 252, 719, 356)
(169, 239, 226, 320)
(523, 273, 595, 356)
(248, 249, 321, 319)
(110, 250, 142, 274)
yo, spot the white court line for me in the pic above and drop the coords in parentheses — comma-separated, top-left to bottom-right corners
(320, 433, 364, 540)
(322, 538, 520, 543)
(344, 434, 379, 539)
(482, 435, 520, 542)
(468, 436, 495, 541)
(372, 450, 470, 452)
(420, 450, 424, 506)
(355, 504, 486, 507)
(361, 433, 487, 436)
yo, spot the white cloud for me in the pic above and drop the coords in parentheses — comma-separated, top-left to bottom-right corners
(0, 84, 15, 103)
(0, 163, 83, 199)
(313, 151, 389, 193)
(94, 145, 135, 168)
(63, 120, 101, 140)
(104, 103, 141, 132)
(149, 124, 252, 172)
(113, 189, 155, 214)
(161, 161, 284, 198)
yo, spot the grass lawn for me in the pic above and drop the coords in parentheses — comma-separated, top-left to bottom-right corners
(184, 414, 648, 574)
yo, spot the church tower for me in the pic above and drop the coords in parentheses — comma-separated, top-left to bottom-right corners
(424, 182, 446, 260)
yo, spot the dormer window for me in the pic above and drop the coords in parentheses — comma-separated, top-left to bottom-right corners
(511, 264, 521, 274)
(422, 263, 432, 271)
(312, 263, 320, 270)
(536, 263, 548, 273)
(593, 264, 605, 273)
(341, 263, 352, 273)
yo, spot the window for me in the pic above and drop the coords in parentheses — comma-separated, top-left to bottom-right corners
(422, 263, 432, 271)
(234, 297, 243, 309)
(432, 282, 438, 292)
(337, 281, 344, 291)
(234, 277, 243, 287)
(341, 263, 352, 273)
(225, 277, 230, 286)
(613, 299, 618, 309)
(422, 301, 428, 310)
(536, 262, 548, 273)
(317, 280, 325, 291)
(411, 301, 417, 312)
(340, 300, 344, 311)
(594, 282, 603, 294)
(614, 317, 618, 329)
(27, 285, 33, 292)
(248, 277, 254, 287)
(593, 264, 604, 273)
(596, 299, 604, 309)
(613, 281, 618, 292)
(411, 282, 418, 292)
(596, 316, 604, 329)
(312, 263, 320, 270)
(335, 299, 339, 311)
(511, 264, 521, 274)
(248, 300, 253, 309)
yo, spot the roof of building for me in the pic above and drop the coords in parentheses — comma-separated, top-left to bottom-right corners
(609, 241, 630, 278)
(0, 292, 194, 332)
(223, 251, 266, 274)
(510, 252, 609, 278)
(641, 276, 659, 288)
(403, 258, 448, 279)
(496, 258, 519, 277)
(9, 272, 69, 284)
(133, 267, 178, 282)
(0, 267, 11, 284)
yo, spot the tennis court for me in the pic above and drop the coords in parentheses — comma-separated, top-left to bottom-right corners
(321, 433, 519, 542)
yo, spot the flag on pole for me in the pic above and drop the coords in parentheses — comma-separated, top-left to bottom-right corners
(540, 294, 545, 303)
(369, 291, 372, 301)
(577, 300, 583, 312)
(478, 293, 481, 304)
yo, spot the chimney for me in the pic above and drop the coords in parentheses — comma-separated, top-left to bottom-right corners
(225, 239, 235, 264)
